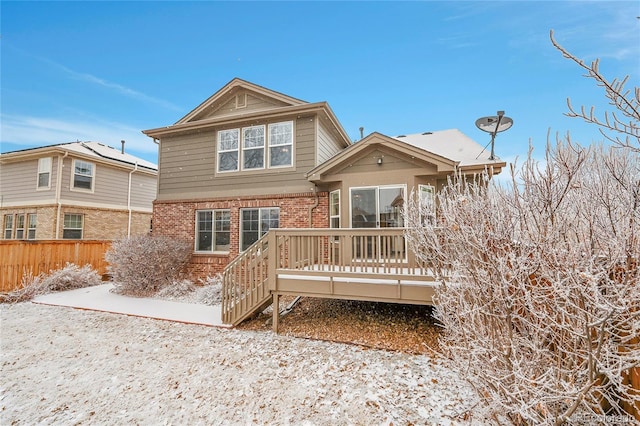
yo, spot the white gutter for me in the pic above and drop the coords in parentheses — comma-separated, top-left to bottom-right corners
(127, 161, 139, 237)
(54, 152, 68, 239)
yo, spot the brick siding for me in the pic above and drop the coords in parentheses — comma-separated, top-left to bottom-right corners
(152, 192, 329, 279)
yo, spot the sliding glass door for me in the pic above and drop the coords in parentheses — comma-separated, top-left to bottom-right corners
(350, 185, 406, 260)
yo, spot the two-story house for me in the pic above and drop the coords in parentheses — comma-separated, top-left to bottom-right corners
(143, 78, 504, 275)
(0, 141, 157, 240)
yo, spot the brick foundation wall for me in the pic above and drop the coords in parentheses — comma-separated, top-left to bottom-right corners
(153, 192, 329, 279)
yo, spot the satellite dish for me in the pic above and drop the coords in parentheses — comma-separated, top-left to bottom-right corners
(475, 111, 513, 160)
(475, 115, 513, 134)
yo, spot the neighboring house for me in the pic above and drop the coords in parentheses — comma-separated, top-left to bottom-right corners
(143, 78, 506, 281)
(0, 141, 157, 240)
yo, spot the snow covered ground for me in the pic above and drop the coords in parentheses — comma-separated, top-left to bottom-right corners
(1, 301, 478, 425)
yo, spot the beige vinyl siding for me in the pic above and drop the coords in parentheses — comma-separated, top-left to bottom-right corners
(327, 150, 439, 187)
(0, 158, 58, 205)
(317, 120, 345, 165)
(130, 173, 158, 209)
(157, 116, 318, 201)
(157, 131, 216, 198)
(58, 156, 148, 209)
(198, 92, 291, 121)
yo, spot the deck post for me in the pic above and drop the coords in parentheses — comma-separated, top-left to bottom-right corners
(272, 293, 280, 333)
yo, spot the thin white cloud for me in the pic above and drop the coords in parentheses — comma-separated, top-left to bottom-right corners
(7, 43, 181, 112)
(0, 114, 157, 158)
(49, 61, 182, 112)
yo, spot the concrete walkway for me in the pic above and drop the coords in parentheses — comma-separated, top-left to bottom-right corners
(33, 284, 228, 327)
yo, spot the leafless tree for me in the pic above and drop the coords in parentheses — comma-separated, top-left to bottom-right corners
(405, 33, 640, 425)
(550, 29, 639, 152)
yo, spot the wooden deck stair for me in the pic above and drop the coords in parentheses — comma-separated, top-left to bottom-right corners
(221, 228, 441, 328)
(221, 234, 272, 326)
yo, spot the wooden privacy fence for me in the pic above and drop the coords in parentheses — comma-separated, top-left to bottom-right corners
(0, 240, 111, 292)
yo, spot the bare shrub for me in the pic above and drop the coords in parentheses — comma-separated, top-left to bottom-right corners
(405, 141, 640, 424)
(0, 263, 102, 303)
(105, 235, 192, 297)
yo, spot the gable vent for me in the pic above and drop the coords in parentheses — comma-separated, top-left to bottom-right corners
(235, 93, 247, 108)
(422, 132, 433, 135)
(396, 135, 406, 138)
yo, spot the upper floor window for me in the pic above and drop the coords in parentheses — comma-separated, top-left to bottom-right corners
(63, 213, 83, 239)
(242, 125, 265, 170)
(218, 121, 293, 173)
(72, 160, 94, 191)
(37, 157, 52, 189)
(3, 215, 13, 239)
(218, 129, 239, 172)
(195, 209, 231, 252)
(269, 121, 293, 167)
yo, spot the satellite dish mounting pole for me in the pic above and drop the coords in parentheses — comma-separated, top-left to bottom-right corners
(489, 111, 505, 160)
(475, 110, 513, 161)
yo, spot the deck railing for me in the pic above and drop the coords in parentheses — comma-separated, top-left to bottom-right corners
(221, 234, 271, 325)
(222, 228, 438, 325)
(267, 228, 430, 275)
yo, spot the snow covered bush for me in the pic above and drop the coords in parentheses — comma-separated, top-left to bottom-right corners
(0, 263, 102, 303)
(405, 33, 640, 424)
(406, 141, 639, 424)
(195, 275, 223, 305)
(153, 276, 222, 305)
(105, 235, 192, 297)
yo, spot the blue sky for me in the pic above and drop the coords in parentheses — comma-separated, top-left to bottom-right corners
(1, 1, 639, 169)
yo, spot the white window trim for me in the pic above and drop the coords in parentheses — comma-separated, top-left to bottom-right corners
(63, 213, 84, 239)
(217, 129, 240, 173)
(349, 184, 407, 228)
(241, 125, 266, 171)
(70, 159, 95, 193)
(268, 121, 294, 169)
(15, 214, 25, 239)
(329, 189, 340, 228)
(194, 209, 231, 254)
(240, 207, 279, 252)
(27, 213, 37, 240)
(4, 215, 14, 239)
(418, 184, 436, 225)
(37, 157, 52, 190)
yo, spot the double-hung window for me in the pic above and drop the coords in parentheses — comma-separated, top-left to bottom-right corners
(242, 125, 265, 169)
(419, 184, 436, 225)
(4, 215, 13, 239)
(195, 210, 231, 252)
(72, 160, 94, 191)
(240, 207, 279, 251)
(63, 214, 83, 239)
(15, 214, 25, 239)
(330, 190, 340, 228)
(269, 121, 293, 167)
(27, 214, 37, 240)
(218, 121, 293, 172)
(37, 157, 52, 189)
(217, 129, 240, 172)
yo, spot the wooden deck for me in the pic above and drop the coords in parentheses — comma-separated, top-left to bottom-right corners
(221, 228, 441, 329)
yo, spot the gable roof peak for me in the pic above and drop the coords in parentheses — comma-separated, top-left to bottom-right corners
(175, 78, 308, 125)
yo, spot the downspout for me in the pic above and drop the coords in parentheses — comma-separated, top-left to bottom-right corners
(127, 161, 139, 237)
(308, 185, 319, 228)
(55, 152, 68, 239)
